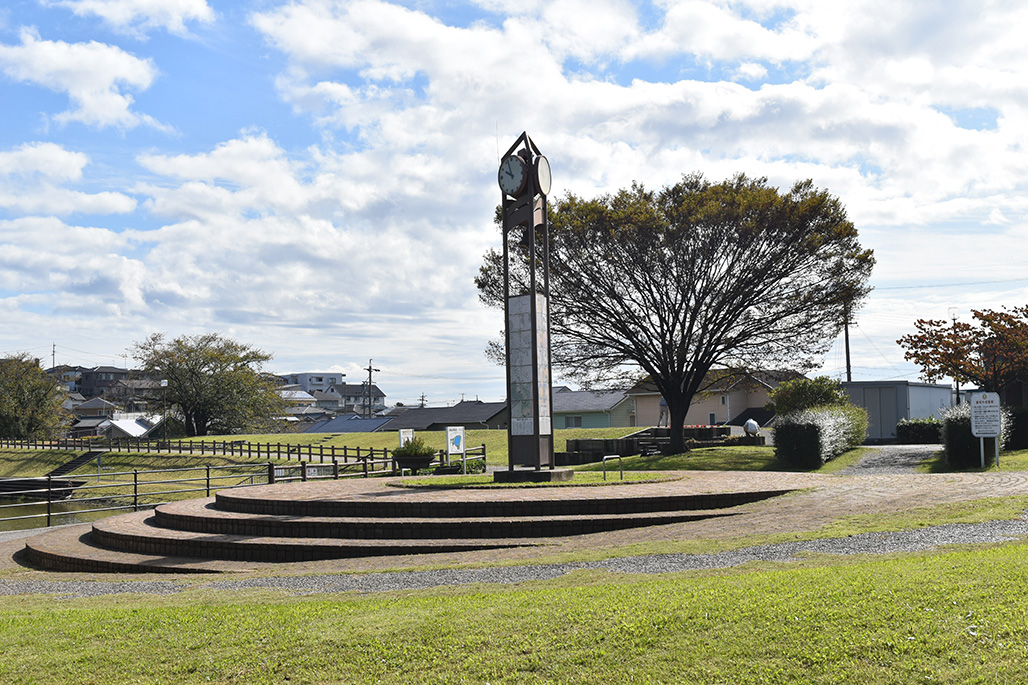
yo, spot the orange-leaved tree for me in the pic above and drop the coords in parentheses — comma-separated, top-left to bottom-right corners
(897, 306, 1028, 393)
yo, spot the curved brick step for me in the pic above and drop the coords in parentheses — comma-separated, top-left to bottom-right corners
(21, 523, 231, 574)
(90, 511, 549, 562)
(153, 497, 740, 539)
(215, 480, 794, 518)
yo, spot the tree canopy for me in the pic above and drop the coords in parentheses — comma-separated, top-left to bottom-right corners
(477, 173, 874, 453)
(897, 306, 1028, 394)
(766, 376, 850, 416)
(132, 333, 285, 437)
(0, 354, 69, 439)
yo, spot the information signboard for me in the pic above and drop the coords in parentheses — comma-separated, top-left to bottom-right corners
(446, 426, 465, 456)
(970, 392, 1002, 438)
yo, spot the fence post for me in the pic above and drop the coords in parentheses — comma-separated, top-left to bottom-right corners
(133, 470, 139, 511)
(301, 461, 308, 482)
(206, 465, 211, 497)
(363, 455, 368, 478)
(333, 458, 339, 479)
(46, 474, 52, 527)
(267, 462, 275, 485)
(319, 445, 324, 463)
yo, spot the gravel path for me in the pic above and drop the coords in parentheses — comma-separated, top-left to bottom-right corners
(2, 515, 1025, 598)
(838, 443, 941, 475)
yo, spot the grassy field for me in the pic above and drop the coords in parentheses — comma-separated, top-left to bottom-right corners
(3, 542, 1028, 683)
(5, 437, 1028, 681)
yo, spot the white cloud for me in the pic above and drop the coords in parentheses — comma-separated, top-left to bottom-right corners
(0, 28, 164, 129)
(43, 0, 214, 36)
(0, 142, 136, 215)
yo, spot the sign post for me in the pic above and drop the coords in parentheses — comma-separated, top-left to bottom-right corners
(970, 392, 1002, 468)
(446, 426, 465, 466)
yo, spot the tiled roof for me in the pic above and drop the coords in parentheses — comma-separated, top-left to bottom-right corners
(384, 400, 506, 431)
(552, 388, 629, 413)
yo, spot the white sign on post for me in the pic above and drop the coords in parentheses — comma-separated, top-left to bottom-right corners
(398, 429, 414, 447)
(970, 392, 1002, 468)
(446, 426, 465, 458)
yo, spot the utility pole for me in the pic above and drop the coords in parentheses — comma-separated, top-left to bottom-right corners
(418, 393, 427, 408)
(949, 307, 960, 404)
(364, 359, 380, 418)
(843, 302, 852, 383)
(52, 343, 56, 370)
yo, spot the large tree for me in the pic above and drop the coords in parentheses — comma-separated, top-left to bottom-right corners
(477, 173, 874, 453)
(0, 354, 70, 439)
(897, 306, 1028, 394)
(132, 333, 286, 437)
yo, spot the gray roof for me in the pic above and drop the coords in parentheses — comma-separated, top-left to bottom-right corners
(385, 400, 506, 431)
(304, 415, 395, 434)
(552, 388, 629, 414)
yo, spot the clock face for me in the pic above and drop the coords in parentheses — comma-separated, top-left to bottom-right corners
(535, 155, 551, 196)
(498, 155, 528, 196)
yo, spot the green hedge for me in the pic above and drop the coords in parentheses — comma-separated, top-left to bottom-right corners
(940, 403, 1005, 469)
(1003, 406, 1028, 451)
(774, 404, 868, 469)
(896, 417, 942, 444)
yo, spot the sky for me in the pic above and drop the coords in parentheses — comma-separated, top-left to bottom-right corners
(1, 0, 1027, 407)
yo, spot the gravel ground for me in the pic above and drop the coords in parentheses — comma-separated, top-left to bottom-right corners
(838, 443, 941, 475)
(2, 443, 1019, 599)
(2, 515, 1026, 598)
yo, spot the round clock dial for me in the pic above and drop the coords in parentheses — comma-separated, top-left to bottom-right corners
(498, 155, 528, 196)
(535, 155, 551, 196)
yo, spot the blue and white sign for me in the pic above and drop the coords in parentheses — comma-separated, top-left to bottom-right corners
(446, 426, 465, 456)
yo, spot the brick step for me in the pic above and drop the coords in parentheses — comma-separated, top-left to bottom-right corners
(21, 523, 233, 574)
(89, 511, 549, 562)
(154, 497, 739, 539)
(215, 483, 792, 518)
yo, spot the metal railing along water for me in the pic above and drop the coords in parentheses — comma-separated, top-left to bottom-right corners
(0, 442, 488, 529)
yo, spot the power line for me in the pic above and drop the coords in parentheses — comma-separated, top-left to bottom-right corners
(876, 277, 1028, 291)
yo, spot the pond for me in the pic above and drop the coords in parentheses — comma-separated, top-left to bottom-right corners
(0, 498, 123, 532)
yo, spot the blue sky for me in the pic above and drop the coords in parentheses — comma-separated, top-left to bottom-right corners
(1, 0, 1027, 407)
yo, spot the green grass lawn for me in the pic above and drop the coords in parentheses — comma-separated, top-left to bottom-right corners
(3, 542, 1028, 683)
(574, 444, 869, 474)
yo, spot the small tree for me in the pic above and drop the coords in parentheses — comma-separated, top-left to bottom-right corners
(132, 333, 286, 437)
(0, 354, 70, 439)
(897, 306, 1028, 394)
(766, 376, 849, 415)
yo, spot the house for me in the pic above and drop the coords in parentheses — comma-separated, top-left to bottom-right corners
(277, 386, 317, 406)
(102, 414, 165, 440)
(281, 372, 347, 394)
(552, 387, 636, 428)
(72, 397, 120, 418)
(842, 381, 952, 441)
(385, 400, 508, 431)
(108, 378, 161, 412)
(627, 370, 803, 427)
(326, 382, 387, 415)
(77, 366, 130, 398)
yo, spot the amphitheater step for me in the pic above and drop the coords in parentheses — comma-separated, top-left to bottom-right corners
(153, 497, 740, 539)
(21, 523, 233, 574)
(89, 510, 550, 562)
(214, 481, 793, 518)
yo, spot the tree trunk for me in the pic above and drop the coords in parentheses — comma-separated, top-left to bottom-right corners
(666, 400, 690, 455)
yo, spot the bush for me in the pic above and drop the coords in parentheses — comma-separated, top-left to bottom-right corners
(940, 402, 1007, 469)
(766, 376, 849, 415)
(774, 404, 868, 468)
(1004, 406, 1028, 451)
(896, 417, 941, 444)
